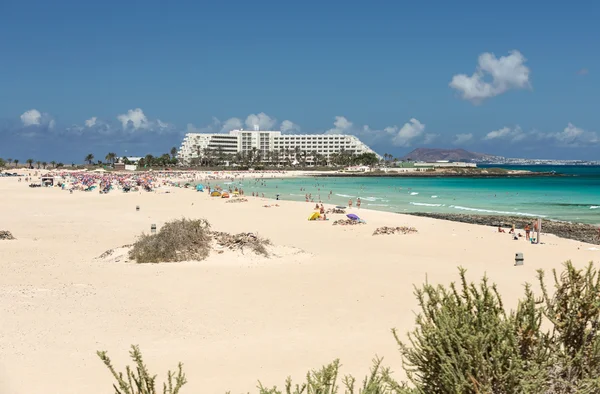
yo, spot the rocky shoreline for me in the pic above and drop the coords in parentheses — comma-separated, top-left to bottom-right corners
(404, 213, 599, 245)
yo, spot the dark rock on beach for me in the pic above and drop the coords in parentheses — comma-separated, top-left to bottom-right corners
(404, 213, 600, 245)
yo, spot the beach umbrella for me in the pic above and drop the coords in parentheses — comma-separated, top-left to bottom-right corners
(347, 214, 359, 221)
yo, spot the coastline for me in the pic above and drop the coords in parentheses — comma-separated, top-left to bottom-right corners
(404, 212, 599, 245)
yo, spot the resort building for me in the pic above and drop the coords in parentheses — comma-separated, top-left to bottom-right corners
(177, 129, 380, 165)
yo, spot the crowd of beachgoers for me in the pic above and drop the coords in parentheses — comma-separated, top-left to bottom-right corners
(17, 169, 291, 194)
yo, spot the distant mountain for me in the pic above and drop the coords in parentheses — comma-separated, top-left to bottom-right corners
(401, 148, 502, 162)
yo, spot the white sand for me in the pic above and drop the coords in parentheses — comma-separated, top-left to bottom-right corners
(0, 175, 598, 394)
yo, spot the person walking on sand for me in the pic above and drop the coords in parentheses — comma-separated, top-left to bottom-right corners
(357, 198, 361, 209)
(348, 199, 353, 208)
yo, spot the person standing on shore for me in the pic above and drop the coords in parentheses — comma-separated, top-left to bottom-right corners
(357, 198, 361, 209)
(525, 224, 531, 240)
(348, 199, 353, 208)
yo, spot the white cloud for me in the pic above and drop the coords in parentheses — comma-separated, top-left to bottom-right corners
(116, 108, 173, 133)
(85, 117, 97, 127)
(326, 116, 429, 147)
(387, 118, 427, 147)
(280, 120, 301, 133)
(117, 108, 149, 130)
(19, 109, 55, 135)
(20, 109, 42, 126)
(450, 50, 531, 103)
(221, 117, 242, 133)
(326, 116, 353, 134)
(544, 123, 598, 147)
(453, 133, 473, 145)
(484, 125, 526, 142)
(245, 112, 276, 131)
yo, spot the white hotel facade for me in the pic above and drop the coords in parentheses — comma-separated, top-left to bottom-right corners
(177, 128, 380, 165)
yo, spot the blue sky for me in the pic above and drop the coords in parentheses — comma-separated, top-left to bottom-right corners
(0, 0, 598, 162)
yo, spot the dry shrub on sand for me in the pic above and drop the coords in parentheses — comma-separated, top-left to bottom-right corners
(0, 230, 15, 240)
(212, 231, 271, 256)
(373, 226, 418, 236)
(129, 219, 212, 264)
(128, 219, 271, 263)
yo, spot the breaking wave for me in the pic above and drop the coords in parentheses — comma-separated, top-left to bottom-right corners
(410, 202, 444, 207)
(450, 205, 546, 217)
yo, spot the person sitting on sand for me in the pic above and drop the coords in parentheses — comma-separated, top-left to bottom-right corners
(320, 205, 325, 214)
(498, 226, 505, 233)
(509, 224, 515, 234)
(315, 203, 320, 210)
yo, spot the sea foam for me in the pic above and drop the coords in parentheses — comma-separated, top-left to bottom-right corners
(450, 205, 546, 217)
(410, 202, 444, 207)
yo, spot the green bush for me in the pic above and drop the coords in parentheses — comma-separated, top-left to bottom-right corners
(99, 261, 600, 393)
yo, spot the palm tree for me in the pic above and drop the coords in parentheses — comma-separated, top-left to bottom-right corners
(144, 154, 154, 167)
(170, 147, 178, 159)
(26, 159, 34, 168)
(85, 154, 94, 165)
(42, 161, 47, 169)
(50, 160, 56, 168)
(0, 158, 5, 168)
(105, 152, 117, 165)
(14, 159, 19, 167)
(56, 162, 64, 168)
(7, 158, 13, 167)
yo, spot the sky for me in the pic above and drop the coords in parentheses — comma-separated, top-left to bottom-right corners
(0, 0, 598, 162)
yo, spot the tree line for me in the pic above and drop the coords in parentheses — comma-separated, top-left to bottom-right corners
(0, 157, 65, 170)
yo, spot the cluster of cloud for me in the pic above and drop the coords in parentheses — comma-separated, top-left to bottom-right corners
(17, 108, 174, 138)
(478, 123, 598, 147)
(20, 109, 55, 131)
(325, 116, 436, 147)
(186, 112, 301, 134)
(450, 50, 531, 104)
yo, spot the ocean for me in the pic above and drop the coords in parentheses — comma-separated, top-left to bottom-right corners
(227, 165, 600, 225)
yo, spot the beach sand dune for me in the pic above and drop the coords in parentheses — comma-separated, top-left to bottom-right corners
(0, 177, 598, 394)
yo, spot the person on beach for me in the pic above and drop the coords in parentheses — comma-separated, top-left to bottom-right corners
(320, 204, 325, 215)
(348, 199, 353, 208)
(357, 198, 361, 209)
(509, 224, 515, 234)
(525, 224, 531, 240)
(498, 226, 505, 233)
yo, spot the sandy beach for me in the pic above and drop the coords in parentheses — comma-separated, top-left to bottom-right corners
(1, 172, 599, 394)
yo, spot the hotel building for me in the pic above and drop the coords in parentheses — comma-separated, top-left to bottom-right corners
(177, 129, 380, 165)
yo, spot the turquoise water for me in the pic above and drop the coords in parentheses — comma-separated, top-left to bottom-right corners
(231, 166, 600, 225)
